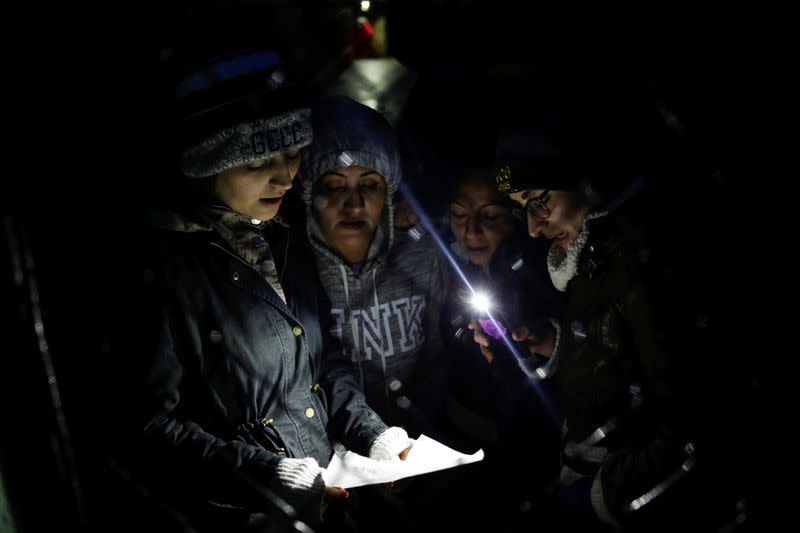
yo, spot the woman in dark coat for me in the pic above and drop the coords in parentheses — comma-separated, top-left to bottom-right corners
(470, 94, 697, 531)
(131, 42, 411, 532)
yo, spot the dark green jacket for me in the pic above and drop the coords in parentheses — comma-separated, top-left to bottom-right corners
(524, 212, 691, 525)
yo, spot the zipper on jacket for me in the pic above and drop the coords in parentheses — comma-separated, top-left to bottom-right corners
(260, 417, 288, 457)
(279, 232, 290, 285)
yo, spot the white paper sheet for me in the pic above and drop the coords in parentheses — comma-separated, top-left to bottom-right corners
(322, 434, 483, 489)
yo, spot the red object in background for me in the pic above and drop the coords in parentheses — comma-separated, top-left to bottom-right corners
(351, 16, 375, 58)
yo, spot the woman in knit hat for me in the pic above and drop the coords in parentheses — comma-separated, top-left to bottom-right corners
(300, 95, 451, 531)
(136, 27, 411, 531)
(300, 96, 449, 440)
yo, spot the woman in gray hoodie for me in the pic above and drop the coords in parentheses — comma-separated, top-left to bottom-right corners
(300, 97, 449, 441)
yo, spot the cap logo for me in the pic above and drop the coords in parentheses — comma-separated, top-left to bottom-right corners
(181, 109, 311, 178)
(495, 165, 513, 192)
(250, 120, 305, 156)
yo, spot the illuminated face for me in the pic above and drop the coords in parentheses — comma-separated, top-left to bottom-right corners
(312, 165, 387, 263)
(450, 179, 514, 270)
(214, 150, 300, 221)
(508, 189, 590, 249)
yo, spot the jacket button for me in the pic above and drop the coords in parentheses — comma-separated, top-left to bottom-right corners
(232, 272, 240, 281)
(305, 407, 315, 418)
(292, 326, 303, 336)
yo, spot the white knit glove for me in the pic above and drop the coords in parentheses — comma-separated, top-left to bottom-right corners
(368, 426, 413, 462)
(268, 457, 325, 518)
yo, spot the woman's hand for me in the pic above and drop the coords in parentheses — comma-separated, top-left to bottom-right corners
(388, 445, 414, 491)
(511, 323, 556, 358)
(468, 319, 497, 363)
(323, 486, 349, 502)
(469, 319, 556, 362)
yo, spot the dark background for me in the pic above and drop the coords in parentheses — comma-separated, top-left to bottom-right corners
(2, 1, 792, 531)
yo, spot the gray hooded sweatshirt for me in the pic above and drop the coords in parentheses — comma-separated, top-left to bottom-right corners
(301, 97, 449, 432)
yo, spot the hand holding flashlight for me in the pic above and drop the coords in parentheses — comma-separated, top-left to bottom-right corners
(467, 318, 500, 363)
(469, 319, 556, 363)
(510, 323, 556, 358)
(467, 291, 556, 364)
(466, 291, 513, 363)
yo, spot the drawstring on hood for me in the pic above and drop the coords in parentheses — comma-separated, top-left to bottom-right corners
(335, 263, 388, 400)
(339, 263, 365, 392)
(371, 266, 389, 400)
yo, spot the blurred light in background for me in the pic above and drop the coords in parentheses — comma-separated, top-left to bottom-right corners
(361, 1, 371, 13)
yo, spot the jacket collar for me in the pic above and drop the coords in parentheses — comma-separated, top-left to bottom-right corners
(547, 210, 609, 291)
(209, 241, 297, 321)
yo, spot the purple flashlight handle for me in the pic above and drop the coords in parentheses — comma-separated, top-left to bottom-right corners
(478, 318, 507, 340)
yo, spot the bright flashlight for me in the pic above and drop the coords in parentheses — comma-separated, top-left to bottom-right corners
(470, 291, 509, 340)
(360, 1, 370, 12)
(470, 292, 492, 314)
